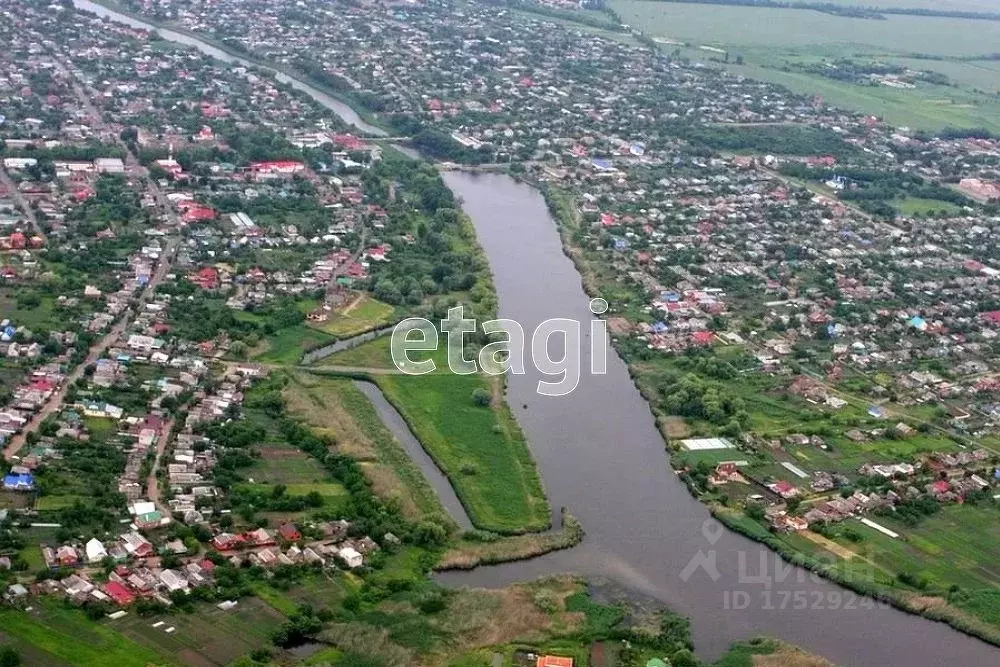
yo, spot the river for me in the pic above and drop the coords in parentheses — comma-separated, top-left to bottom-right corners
(73, 1, 1000, 664)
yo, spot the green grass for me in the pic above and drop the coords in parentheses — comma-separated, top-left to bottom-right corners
(248, 451, 330, 485)
(304, 647, 345, 664)
(255, 324, 336, 365)
(376, 373, 550, 533)
(319, 331, 451, 372)
(894, 196, 964, 216)
(34, 494, 87, 511)
(311, 294, 397, 338)
(612, 1, 1000, 55)
(108, 597, 284, 666)
(0, 293, 64, 331)
(84, 416, 119, 443)
(0, 599, 174, 667)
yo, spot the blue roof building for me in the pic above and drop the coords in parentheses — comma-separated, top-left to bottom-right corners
(2, 473, 34, 491)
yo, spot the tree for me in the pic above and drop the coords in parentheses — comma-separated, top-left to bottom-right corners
(0, 647, 21, 667)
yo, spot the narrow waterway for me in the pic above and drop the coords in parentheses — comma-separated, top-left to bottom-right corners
(352, 381, 474, 531)
(301, 326, 395, 365)
(72, 2, 1000, 663)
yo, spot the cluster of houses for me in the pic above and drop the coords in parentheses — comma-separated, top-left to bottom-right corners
(8, 518, 385, 610)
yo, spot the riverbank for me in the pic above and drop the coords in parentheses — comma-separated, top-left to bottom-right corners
(435, 510, 584, 571)
(310, 364, 551, 535)
(535, 179, 1000, 649)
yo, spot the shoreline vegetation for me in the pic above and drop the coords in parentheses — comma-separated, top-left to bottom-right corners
(435, 509, 584, 570)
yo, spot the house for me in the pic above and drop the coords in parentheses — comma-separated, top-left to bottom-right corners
(2, 472, 34, 491)
(159, 569, 189, 593)
(94, 158, 126, 174)
(243, 528, 275, 547)
(4, 583, 28, 604)
(121, 531, 154, 558)
(212, 533, 244, 551)
(55, 545, 80, 567)
(768, 480, 800, 499)
(537, 657, 574, 667)
(85, 538, 107, 564)
(337, 546, 363, 568)
(104, 581, 136, 606)
(277, 523, 301, 542)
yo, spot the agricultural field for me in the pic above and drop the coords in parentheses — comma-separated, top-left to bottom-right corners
(0, 599, 173, 667)
(308, 294, 397, 338)
(610, 0, 1000, 131)
(282, 372, 451, 521)
(108, 597, 285, 666)
(376, 372, 550, 534)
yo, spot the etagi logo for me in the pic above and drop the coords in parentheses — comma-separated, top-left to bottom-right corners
(389, 300, 610, 396)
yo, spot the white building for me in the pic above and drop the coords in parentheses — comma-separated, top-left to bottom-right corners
(337, 546, 363, 569)
(85, 538, 107, 564)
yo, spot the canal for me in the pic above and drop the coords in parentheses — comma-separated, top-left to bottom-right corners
(73, 2, 1000, 663)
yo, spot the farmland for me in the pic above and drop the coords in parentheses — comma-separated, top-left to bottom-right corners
(281, 372, 453, 522)
(611, 0, 1000, 131)
(308, 294, 397, 338)
(0, 599, 173, 667)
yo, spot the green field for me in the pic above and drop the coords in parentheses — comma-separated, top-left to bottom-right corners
(785, 0, 1000, 12)
(254, 323, 335, 365)
(376, 373, 550, 533)
(614, 1, 1000, 54)
(34, 494, 88, 511)
(611, 0, 1000, 131)
(826, 505, 1000, 592)
(247, 449, 330, 485)
(0, 600, 173, 667)
(318, 330, 452, 372)
(894, 196, 965, 216)
(108, 597, 285, 666)
(310, 294, 397, 338)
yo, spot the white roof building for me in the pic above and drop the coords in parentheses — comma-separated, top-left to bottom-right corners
(85, 538, 107, 564)
(337, 546, 363, 569)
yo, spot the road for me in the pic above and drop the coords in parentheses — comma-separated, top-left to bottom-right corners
(0, 166, 46, 243)
(3, 49, 181, 461)
(145, 416, 176, 512)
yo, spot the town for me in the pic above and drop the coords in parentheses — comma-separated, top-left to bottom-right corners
(1, 0, 1000, 666)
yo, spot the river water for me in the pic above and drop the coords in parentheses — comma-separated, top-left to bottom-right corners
(74, 1, 1000, 663)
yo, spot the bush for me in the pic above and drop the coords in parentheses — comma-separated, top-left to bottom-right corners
(471, 388, 491, 407)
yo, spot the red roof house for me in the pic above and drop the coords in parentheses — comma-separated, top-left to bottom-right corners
(104, 581, 136, 606)
(277, 523, 302, 542)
